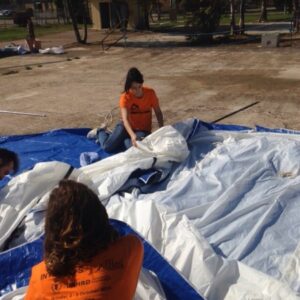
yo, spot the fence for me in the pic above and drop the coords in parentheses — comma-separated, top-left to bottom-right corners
(0, 18, 14, 29)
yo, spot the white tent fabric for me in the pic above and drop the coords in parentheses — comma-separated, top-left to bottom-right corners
(80, 126, 189, 201)
(0, 162, 96, 250)
(1, 121, 300, 299)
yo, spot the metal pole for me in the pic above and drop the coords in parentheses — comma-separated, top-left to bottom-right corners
(212, 101, 259, 124)
(0, 110, 47, 117)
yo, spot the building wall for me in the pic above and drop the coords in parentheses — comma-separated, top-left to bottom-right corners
(89, 0, 103, 30)
(89, 0, 149, 30)
(24, 2, 57, 13)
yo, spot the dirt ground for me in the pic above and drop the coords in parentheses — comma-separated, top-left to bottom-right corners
(1, 29, 300, 136)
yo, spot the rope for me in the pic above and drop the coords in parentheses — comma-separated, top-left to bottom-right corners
(97, 106, 119, 127)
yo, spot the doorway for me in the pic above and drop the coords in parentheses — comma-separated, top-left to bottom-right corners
(99, 2, 110, 28)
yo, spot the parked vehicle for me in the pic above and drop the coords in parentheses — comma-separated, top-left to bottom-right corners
(0, 9, 14, 17)
(4, 10, 14, 17)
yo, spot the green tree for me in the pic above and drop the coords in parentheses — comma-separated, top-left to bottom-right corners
(292, 0, 300, 31)
(239, 0, 245, 34)
(273, 0, 293, 11)
(135, 0, 151, 30)
(259, 0, 267, 22)
(185, 0, 227, 43)
(66, 0, 88, 43)
(229, 0, 236, 35)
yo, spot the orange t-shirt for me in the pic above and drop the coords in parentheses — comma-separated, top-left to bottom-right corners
(25, 235, 144, 300)
(119, 86, 159, 132)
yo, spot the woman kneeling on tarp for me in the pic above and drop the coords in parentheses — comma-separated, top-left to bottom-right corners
(88, 67, 164, 152)
(25, 180, 144, 299)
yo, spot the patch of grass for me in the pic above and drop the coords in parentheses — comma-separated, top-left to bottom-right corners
(220, 11, 293, 25)
(150, 11, 293, 31)
(0, 24, 74, 42)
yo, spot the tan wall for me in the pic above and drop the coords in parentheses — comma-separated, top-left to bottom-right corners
(89, 0, 112, 30)
(90, 0, 101, 30)
(24, 3, 57, 12)
(24, 4, 34, 10)
(127, 0, 138, 29)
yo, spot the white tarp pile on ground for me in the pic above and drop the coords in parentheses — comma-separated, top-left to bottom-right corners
(1, 120, 300, 299)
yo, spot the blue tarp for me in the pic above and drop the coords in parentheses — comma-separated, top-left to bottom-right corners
(0, 127, 204, 300)
(0, 128, 109, 188)
(1, 122, 298, 299)
(0, 122, 287, 188)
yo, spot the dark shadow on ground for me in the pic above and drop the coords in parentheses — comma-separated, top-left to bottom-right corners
(111, 32, 261, 49)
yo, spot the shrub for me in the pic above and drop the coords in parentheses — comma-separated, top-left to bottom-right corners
(185, 0, 227, 43)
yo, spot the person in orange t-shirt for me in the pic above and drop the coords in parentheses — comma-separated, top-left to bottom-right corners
(91, 67, 164, 153)
(25, 180, 143, 300)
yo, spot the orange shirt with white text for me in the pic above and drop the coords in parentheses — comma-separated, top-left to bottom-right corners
(119, 87, 159, 132)
(25, 235, 143, 300)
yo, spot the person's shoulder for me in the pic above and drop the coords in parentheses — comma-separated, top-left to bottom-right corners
(143, 86, 155, 94)
(120, 91, 131, 101)
(118, 234, 143, 251)
(30, 260, 47, 278)
(33, 260, 47, 271)
(119, 92, 130, 107)
(120, 91, 126, 99)
(143, 87, 157, 99)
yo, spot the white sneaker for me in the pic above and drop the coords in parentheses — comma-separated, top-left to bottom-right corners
(87, 123, 107, 139)
(99, 122, 107, 130)
(87, 128, 99, 139)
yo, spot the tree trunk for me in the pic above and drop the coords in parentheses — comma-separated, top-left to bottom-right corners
(62, 0, 70, 24)
(239, 0, 245, 34)
(157, 0, 161, 21)
(259, 0, 268, 22)
(230, 0, 236, 35)
(293, 0, 300, 32)
(135, 1, 150, 30)
(66, 0, 88, 44)
(149, 0, 160, 22)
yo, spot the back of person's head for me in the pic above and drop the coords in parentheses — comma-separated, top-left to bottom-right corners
(44, 180, 118, 277)
(124, 67, 144, 92)
(0, 148, 19, 173)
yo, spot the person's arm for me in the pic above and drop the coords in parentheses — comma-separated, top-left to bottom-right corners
(151, 89, 164, 128)
(153, 106, 164, 128)
(120, 107, 138, 147)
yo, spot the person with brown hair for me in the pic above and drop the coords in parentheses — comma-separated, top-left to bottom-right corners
(89, 67, 164, 153)
(25, 180, 144, 299)
(0, 148, 19, 180)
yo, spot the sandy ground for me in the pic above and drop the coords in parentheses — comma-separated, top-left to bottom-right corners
(1, 29, 300, 135)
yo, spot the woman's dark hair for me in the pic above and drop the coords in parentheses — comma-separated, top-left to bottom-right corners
(124, 67, 144, 92)
(0, 148, 19, 173)
(44, 180, 119, 277)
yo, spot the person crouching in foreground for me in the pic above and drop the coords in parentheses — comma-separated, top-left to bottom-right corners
(25, 180, 144, 300)
(0, 148, 19, 180)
